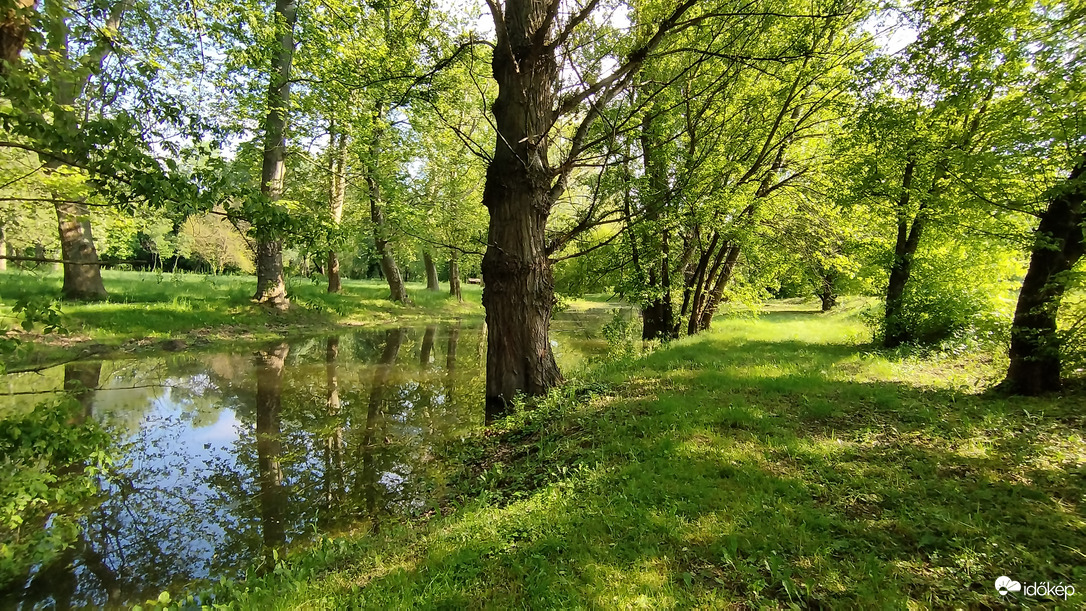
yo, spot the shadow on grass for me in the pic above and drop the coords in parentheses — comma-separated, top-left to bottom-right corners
(238, 320, 1085, 609)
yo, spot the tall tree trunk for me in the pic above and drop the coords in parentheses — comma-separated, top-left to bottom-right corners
(327, 126, 348, 294)
(480, 0, 564, 416)
(486, 3, 569, 416)
(255, 343, 289, 556)
(448, 251, 462, 302)
(424, 251, 440, 291)
(479, 0, 700, 412)
(1002, 159, 1086, 395)
(0, 222, 6, 271)
(42, 3, 111, 301)
(639, 108, 676, 341)
(884, 157, 919, 348)
(252, 0, 297, 309)
(367, 102, 409, 303)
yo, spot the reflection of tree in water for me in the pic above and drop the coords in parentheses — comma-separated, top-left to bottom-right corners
(15, 360, 232, 608)
(255, 344, 289, 560)
(8, 322, 494, 607)
(322, 337, 345, 524)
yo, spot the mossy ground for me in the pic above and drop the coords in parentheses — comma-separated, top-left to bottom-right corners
(194, 304, 1085, 609)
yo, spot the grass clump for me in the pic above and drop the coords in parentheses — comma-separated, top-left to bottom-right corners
(188, 306, 1085, 609)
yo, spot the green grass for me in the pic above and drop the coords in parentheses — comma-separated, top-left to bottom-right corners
(0, 269, 482, 369)
(193, 306, 1086, 609)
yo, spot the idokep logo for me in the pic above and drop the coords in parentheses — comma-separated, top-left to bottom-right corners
(995, 576, 1021, 596)
(996, 575, 1076, 600)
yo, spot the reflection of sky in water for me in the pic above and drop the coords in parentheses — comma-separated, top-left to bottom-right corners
(4, 313, 619, 608)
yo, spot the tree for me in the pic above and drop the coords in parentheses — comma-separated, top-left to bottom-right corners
(1003, 160, 1085, 394)
(478, 0, 709, 413)
(996, 0, 1086, 393)
(326, 123, 348, 293)
(251, 0, 297, 309)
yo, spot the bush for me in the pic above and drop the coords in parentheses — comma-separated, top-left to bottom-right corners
(0, 400, 113, 587)
(867, 249, 1013, 349)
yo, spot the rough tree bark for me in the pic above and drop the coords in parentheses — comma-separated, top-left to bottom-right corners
(1001, 159, 1086, 395)
(481, 0, 699, 415)
(0, 0, 34, 75)
(252, 0, 297, 309)
(424, 251, 440, 291)
(327, 125, 348, 293)
(448, 251, 462, 302)
(367, 103, 409, 303)
(480, 0, 564, 416)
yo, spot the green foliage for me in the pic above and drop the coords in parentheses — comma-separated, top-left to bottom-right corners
(0, 399, 113, 586)
(867, 240, 1016, 348)
(599, 308, 638, 361)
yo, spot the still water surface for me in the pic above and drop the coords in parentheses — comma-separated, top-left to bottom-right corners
(1, 311, 621, 608)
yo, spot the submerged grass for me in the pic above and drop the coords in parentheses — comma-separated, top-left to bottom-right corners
(0, 269, 482, 369)
(193, 306, 1086, 609)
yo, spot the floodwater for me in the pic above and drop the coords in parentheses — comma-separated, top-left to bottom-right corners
(0, 310, 625, 609)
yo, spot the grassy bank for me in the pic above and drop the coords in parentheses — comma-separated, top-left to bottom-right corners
(195, 307, 1085, 609)
(0, 269, 483, 370)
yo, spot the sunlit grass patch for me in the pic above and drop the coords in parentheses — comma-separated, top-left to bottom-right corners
(182, 305, 1085, 609)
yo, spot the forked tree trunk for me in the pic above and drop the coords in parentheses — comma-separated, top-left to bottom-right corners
(883, 158, 920, 348)
(448, 251, 462, 302)
(481, 0, 563, 416)
(424, 251, 440, 291)
(695, 243, 741, 332)
(1001, 159, 1086, 395)
(327, 126, 348, 293)
(367, 103, 409, 303)
(252, 0, 297, 309)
